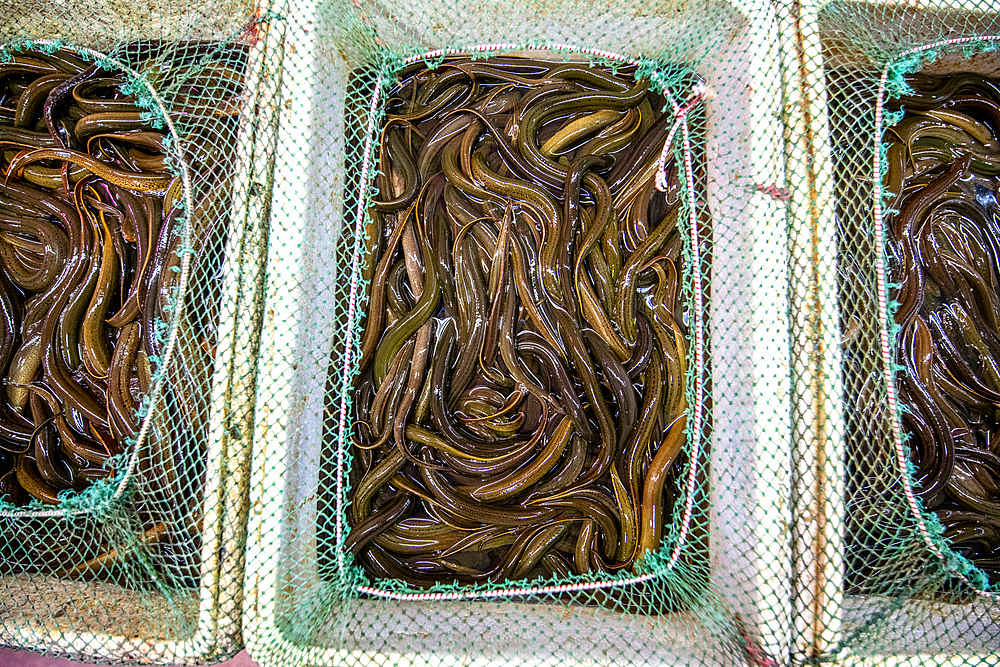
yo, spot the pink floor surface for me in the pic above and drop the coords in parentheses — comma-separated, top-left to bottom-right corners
(0, 648, 259, 666)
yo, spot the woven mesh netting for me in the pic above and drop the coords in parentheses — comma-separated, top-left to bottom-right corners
(244, 0, 800, 665)
(808, 0, 1000, 663)
(0, 0, 277, 663)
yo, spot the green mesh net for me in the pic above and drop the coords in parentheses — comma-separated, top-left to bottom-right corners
(0, 1, 277, 663)
(7, 0, 1000, 663)
(796, 0, 1000, 663)
(244, 0, 797, 664)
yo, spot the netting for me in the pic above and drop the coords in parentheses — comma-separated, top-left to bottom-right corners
(10, 0, 1000, 663)
(244, 0, 797, 665)
(796, 0, 1000, 663)
(0, 0, 278, 663)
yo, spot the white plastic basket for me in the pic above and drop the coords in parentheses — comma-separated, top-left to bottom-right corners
(796, 0, 1000, 663)
(242, 0, 799, 664)
(0, 9, 278, 663)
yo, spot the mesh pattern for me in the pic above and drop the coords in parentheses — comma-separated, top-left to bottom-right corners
(798, 0, 1000, 663)
(245, 0, 796, 664)
(0, 0, 278, 662)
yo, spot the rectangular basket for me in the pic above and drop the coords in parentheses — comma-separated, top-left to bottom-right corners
(791, 0, 1000, 663)
(0, 2, 280, 663)
(242, 0, 800, 664)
